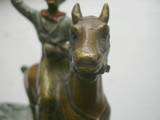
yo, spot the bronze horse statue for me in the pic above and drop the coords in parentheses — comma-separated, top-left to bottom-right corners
(58, 3, 111, 120)
(22, 3, 111, 120)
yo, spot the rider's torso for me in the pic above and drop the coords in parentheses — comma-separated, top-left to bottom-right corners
(34, 12, 71, 45)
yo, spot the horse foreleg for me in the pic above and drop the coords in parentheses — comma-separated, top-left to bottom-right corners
(22, 64, 39, 120)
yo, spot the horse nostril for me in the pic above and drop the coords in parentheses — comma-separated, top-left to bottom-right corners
(74, 51, 101, 67)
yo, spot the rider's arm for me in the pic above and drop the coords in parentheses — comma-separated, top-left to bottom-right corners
(11, 0, 38, 23)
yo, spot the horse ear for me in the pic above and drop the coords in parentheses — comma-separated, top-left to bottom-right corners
(72, 3, 82, 24)
(99, 3, 109, 23)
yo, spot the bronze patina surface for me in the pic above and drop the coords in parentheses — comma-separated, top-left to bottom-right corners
(11, 0, 71, 120)
(56, 3, 111, 120)
(10, 1, 111, 120)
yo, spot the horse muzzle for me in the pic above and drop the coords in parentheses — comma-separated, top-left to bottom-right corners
(73, 51, 102, 74)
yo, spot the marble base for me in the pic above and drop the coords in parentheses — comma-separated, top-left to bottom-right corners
(0, 103, 33, 120)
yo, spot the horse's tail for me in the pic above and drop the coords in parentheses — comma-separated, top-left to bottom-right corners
(21, 65, 28, 73)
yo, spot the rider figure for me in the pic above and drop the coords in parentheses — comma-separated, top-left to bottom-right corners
(11, 0, 71, 58)
(11, 0, 71, 120)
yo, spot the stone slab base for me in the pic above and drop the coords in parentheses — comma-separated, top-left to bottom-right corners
(0, 103, 33, 120)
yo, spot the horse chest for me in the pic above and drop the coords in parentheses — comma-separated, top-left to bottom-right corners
(57, 83, 108, 120)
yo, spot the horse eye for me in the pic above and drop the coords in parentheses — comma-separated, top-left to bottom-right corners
(104, 27, 110, 38)
(70, 32, 78, 45)
(72, 32, 78, 40)
(71, 26, 79, 33)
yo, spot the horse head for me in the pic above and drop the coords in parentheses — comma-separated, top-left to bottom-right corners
(70, 3, 110, 75)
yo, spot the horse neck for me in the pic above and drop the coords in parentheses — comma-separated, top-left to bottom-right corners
(68, 72, 105, 114)
(40, 55, 69, 78)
